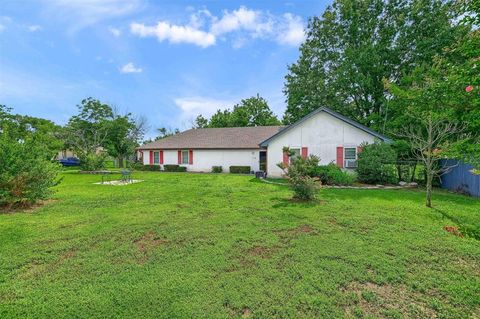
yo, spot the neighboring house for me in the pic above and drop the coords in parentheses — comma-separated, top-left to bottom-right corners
(55, 147, 105, 160)
(56, 149, 77, 160)
(137, 107, 391, 177)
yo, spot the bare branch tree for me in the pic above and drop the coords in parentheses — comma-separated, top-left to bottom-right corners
(398, 113, 462, 207)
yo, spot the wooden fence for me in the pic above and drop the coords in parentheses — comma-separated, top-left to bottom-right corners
(440, 160, 480, 197)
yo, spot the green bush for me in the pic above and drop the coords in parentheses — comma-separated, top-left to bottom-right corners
(80, 154, 107, 171)
(357, 141, 398, 184)
(310, 164, 356, 185)
(289, 175, 318, 200)
(212, 166, 223, 173)
(229, 166, 251, 174)
(164, 164, 187, 172)
(0, 131, 61, 208)
(129, 163, 160, 171)
(277, 155, 320, 200)
(128, 162, 145, 170)
(164, 165, 179, 172)
(143, 165, 161, 171)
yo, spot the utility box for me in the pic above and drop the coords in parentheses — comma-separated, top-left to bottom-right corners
(255, 171, 266, 179)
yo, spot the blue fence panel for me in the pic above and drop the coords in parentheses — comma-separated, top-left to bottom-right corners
(440, 160, 480, 197)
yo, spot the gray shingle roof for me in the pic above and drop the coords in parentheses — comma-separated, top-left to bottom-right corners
(138, 126, 285, 150)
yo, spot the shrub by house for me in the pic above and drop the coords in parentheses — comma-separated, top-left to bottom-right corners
(278, 153, 320, 200)
(357, 141, 397, 184)
(229, 166, 251, 174)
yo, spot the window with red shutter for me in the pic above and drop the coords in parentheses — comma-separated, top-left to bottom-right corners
(336, 147, 344, 168)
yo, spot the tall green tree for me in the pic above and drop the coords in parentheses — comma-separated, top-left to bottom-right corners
(462, 0, 479, 25)
(0, 105, 63, 160)
(193, 115, 208, 128)
(64, 98, 114, 169)
(154, 127, 179, 140)
(283, 0, 468, 130)
(0, 106, 61, 208)
(387, 25, 480, 170)
(207, 109, 234, 128)
(104, 115, 146, 168)
(439, 28, 480, 172)
(387, 43, 479, 207)
(196, 94, 280, 128)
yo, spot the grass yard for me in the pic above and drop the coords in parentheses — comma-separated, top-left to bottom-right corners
(1, 172, 479, 318)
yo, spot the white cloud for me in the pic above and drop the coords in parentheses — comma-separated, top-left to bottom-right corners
(189, 9, 213, 29)
(210, 6, 272, 37)
(276, 13, 305, 46)
(108, 26, 121, 37)
(174, 96, 234, 120)
(119, 62, 142, 73)
(28, 25, 42, 32)
(130, 6, 304, 48)
(130, 21, 215, 48)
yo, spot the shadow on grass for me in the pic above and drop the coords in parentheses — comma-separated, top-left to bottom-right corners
(249, 178, 285, 186)
(322, 187, 478, 207)
(433, 208, 480, 240)
(0, 199, 59, 214)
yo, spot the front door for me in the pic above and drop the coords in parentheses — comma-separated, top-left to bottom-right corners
(259, 151, 267, 172)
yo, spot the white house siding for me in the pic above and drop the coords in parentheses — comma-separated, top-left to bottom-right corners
(142, 149, 260, 173)
(266, 111, 377, 177)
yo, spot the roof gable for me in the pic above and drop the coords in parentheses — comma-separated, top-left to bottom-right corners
(260, 107, 392, 147)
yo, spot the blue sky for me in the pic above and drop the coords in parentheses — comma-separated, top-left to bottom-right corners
(0, 0, 330, 137)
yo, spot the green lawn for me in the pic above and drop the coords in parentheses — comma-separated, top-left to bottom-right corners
(1, 172, 479, 318)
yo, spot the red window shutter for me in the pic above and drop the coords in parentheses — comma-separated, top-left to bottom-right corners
(357, 146, 363, 154)
(301, 147, 308, 159)
(178, 150, 182, 164)
(189, 150, 193, 165)
(149, 151, 153, 165)
(160, 151, 164, 164)
(283, 151, 289, 166)
(336, 147, 344, 168)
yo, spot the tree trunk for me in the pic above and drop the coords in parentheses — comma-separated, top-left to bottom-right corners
(118, 156, 124, 168)
(396, 164, 402, 181)
(426, 171, 433, 208)
(410, 162, 417, 182)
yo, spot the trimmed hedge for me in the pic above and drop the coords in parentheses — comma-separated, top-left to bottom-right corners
(229, 166, 251, 174)
(310, 163, 355, 185)
(212, 166, 223, 173)
(164, 164, 187, 172)
(133, 164, 160, 171)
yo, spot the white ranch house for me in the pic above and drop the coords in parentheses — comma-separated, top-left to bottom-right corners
(137, 107, 391, 177)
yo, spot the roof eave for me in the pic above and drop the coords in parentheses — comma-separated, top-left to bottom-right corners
(137, 146, 263, 150)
